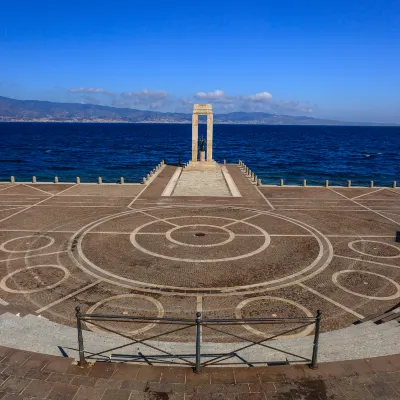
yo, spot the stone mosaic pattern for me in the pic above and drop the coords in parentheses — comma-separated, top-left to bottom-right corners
(0, 166, 399, 347)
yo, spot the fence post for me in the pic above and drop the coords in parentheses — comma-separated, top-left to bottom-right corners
(310, 310, 322, 369)
(195, 312, 201, 373)
(75, 306, 87, 367)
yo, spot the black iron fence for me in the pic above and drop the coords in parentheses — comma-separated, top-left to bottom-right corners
(75, 306, 322, 372)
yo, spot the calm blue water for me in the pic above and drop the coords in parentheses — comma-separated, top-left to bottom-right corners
(0, 123, 399, 186)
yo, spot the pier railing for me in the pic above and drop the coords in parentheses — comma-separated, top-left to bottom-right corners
(74, 306, 322, 372)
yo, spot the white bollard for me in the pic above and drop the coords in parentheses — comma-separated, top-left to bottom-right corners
(120, 177, 124, 184)
(32, 176, 37, 183)
(280, 179, 284, 186)
(347, 180, 351, 187)
(254, 175, 257, 182)
(224, 159, 226, 165)
(257, 179, 261, 186)
(325, 180, 329, 187)
(393, 181, 397, 188)
(370, 181, 374, 188)
(10, 176, 15, 184)
(146, 174, 150, 180)
(303, 179, 307, 187)
(76, 177, 81, 184)
(54, 176, 59, 184)
(98, 177, 102, 184)
(142, 177, 146, 184)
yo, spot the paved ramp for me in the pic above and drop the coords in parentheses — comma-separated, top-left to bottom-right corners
(172, 170, 231, 197)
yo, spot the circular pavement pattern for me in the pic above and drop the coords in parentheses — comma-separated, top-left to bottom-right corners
(85, 294, 164, 335)
(131, 216, 270, 262)
(165, 224, 235, 247)
(348, 240, 400, 259)
(332, 270, 400, 300)
(2, 202, 400, 342)
(69, 206, 333, 294)
(0, 265, 70, 294)
(0, 235, 55, 253)
(235, 296, 315, 339)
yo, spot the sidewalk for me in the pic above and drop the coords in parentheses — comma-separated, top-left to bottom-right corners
(0, 346, 400, 399)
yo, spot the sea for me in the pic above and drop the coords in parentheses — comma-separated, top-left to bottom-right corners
(0, 122, 399, 186)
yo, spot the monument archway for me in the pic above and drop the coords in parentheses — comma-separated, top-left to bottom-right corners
(192, 104, 213, 162)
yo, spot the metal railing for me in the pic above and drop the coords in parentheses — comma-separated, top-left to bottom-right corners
(75, 306, 322, 372)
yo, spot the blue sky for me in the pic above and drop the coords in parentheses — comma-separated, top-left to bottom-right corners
(1, 0, 399, 123)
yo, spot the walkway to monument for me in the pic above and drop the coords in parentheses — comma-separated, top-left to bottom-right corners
(164, 164, 240, 197)
(170, 170, 231, 197)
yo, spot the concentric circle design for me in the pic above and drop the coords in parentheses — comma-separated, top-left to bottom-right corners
(165, 224, 235, 247)
(85, 294, 164, 335)
(332, 270, 400, 300)
(0, 265, 70, 294)
(130, 216, 270, 262)
(235, 296, 315, 339)
(0, 235, 55, 253)
(68, 206, 333, 295)
(348, 240, 400, 258)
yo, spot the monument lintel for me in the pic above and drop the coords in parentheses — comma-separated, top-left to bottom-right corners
(193, 104, 213, 115)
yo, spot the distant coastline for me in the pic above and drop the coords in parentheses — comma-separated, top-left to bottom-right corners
(1, 120, 398, 126)
(0, 95, 396, 126)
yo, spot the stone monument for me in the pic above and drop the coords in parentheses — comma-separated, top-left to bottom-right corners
(192, 104, 213, 162)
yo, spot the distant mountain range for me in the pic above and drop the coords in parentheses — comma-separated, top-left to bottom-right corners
(0, 96, 390, 125)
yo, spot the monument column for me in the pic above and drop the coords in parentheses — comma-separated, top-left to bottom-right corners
(206, 113, 213, 161)
(192, 113, 199, 162)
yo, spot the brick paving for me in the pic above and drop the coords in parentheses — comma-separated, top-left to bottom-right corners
(0, 346, 400, 399)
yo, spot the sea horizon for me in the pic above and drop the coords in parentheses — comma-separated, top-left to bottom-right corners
(1, 122, 399, 186)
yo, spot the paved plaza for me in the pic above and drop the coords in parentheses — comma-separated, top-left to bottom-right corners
(0, 164, 399, 348)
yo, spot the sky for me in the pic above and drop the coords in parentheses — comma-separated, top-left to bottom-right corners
(1, 0, 399, 123)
